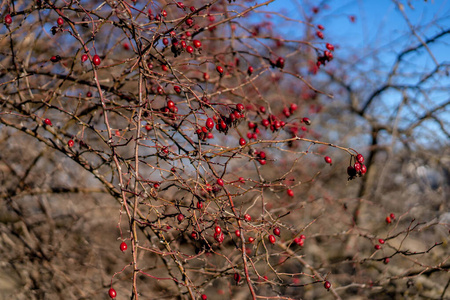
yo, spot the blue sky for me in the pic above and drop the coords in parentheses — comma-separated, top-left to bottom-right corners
(255, 0, 450, 147)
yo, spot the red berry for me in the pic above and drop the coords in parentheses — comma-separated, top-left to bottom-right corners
(239, 177, 245, 183)
(193, 40, 202, 48)
(191, 231, 198, 239)
(205, 118, 214, 129)
(385, 216, 392, 224)
(217, 178, 224, 186)
(57, 17, 64, 26)
(354, 162, 361, 173)
(50, 55, 60, 62)
(174, 86, 181, 93)
(260, 106, 266, 113)
(316, 31, 324, 39)
(216, 65, 224, 74)
(201, 294, 207, 300)
(234, 273, 241, 283)
(177, 213, 184, 223)
(161, 10, 167, 17)
(236, 103, 245, 112)
(81, 54, 88, 62)
(302, 117, 311, 125)
(93, 54, 101, 66)
(258, 159, 266, 165)
(324, 156, 332, 164)
(44, 118, 52, 126)
(214, 231, 224, 243)
(384, 258, 390, 264)
(120, 241, 127, 252)
(360, 164, 367, 175)
(5, 14, 12, 25)
(239, 137, 246, 146)
(190, 6, 196, 12)
(287, 189, 294, 197)
(390, 213, 395, 220)
(162, 38, 169, 46)
(299, 234, 306, 240)
(317, 24, 324, 30)
(374, 244, 381, 250)
(108, 288, 117, 298)
(276, 57, 285, 69)
(290, 103, 298, 112)
(378, 239, 385, 244)
(161, 64, 169, 72)
(197, 202, 203, 209)
(68, 139, 74, 147)
(215, 226, 222, 234)
(235, 229, 241, 237)
(244, 214, 251, 222)
(324, 281, 331, 290)
(347, 166, 357, 177)
(294, 237, 304, 246)
(247, 66, 254, 75)
(268, 234, 276, 244)
(273, 227, 281, 236)
(167, 100, 175, 110)
(185, 18, 194, 26)
(356, 153, 364, 164)
(326, 43, 335, 51)
(248, 237, 255, 243)
(186, 46, 194, 53)
(86, 91, 92, 97)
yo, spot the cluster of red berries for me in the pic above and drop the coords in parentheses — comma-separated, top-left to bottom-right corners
(216, 103, 246, 134)
(267, 57, 285, 69)
(293, 234, 306, 246)
(214, 225, 224, 244)
(260, 112, 286, 132)
(317, 42, 334, 68)
(347, 153, 367, 180)
(147, 9, 168, 22)
(50, 17, 65, 35)
(160, 98, 179, 120)
(195, 103, 245, 141)
(168, 35, 202, 57)
(385, 213, 395, 224)
(248, 149, 267, 165)
(282, 103, 298, 118)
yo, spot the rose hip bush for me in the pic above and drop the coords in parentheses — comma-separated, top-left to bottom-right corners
(1, 1, 448, 299)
